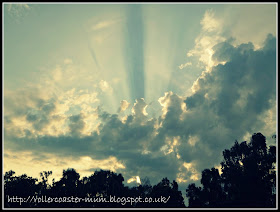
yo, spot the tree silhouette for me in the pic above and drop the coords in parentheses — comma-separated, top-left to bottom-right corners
(4, 170, 39, 208)
(185, 183, 203, 207)
(80, 169, 126, 207)
(4, 169, 185, 208)
(149, 178, 185, 207)
(38, 171, 52, 195)
(186, 132, 276, 208)
(4, 132, 276, 208)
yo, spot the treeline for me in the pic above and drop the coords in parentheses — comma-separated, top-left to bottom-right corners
(4, 169, 185, 208)
(4, 133, 276, 208)
(186, 133, 276, 208)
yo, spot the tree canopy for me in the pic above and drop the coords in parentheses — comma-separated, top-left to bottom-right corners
(4, 168, 185, 208)
(186, 133, 276, 208)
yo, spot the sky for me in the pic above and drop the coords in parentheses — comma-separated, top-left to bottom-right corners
(3, 3, 277, 197)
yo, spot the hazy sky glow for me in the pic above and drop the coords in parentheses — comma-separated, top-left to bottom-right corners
(3, 3, 277, 195)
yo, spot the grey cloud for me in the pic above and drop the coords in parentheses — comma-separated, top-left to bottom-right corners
(69, 113, 86, 136)
(119, 152, 181, 185)
(4, 34, 276, 188)
(179, 34, 276, 171)
(25, 100, 57, 131)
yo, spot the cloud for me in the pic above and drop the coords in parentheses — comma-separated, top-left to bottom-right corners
(131, 98, 148, 120)
(186, 10, 226, 72)
(178, 62, 192, 70)
(4, 8, 276, 191)
(68, 113, 86, 136)
(127, 176, 141, 184)
(4, 34, 276, 186)
(118, 100, 130, 113)
(200, 9, 223, 33)
(181, 34, 276, 169)
(99, 80, 113, 93)
(4, 58, 102, 138)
